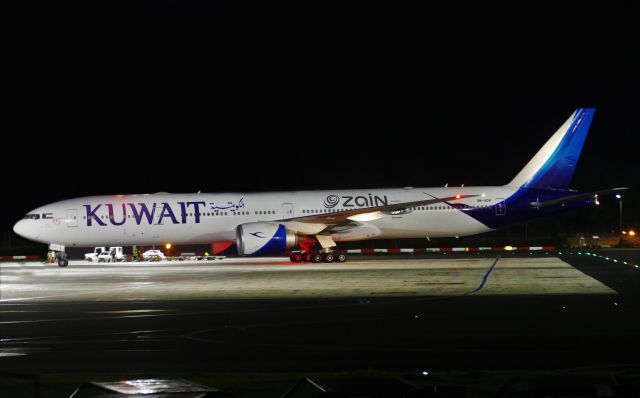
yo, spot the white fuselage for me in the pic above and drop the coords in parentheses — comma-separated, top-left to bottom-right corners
(13, 186, 517, 249)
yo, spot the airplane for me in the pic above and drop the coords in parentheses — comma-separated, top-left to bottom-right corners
(13, 108, 626, 267)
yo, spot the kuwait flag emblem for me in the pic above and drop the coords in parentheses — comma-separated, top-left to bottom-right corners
(42, 213, 53, 219)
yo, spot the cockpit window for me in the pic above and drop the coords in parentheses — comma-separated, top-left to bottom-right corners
(23, 214, 40, 220)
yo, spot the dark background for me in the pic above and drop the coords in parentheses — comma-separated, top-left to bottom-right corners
(2, 1, 638, 247)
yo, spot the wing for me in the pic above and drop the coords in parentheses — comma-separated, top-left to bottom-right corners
(278, 194, 479, 232)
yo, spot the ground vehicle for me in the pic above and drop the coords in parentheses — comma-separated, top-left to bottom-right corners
(143, 249, 166, 261)
(84, 247, 106, 262)
(97, 247, 124, 262)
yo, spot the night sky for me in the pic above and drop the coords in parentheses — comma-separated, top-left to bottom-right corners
(2, 2, 638, 245)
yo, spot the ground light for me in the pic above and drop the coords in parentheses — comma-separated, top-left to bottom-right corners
(574, 251, 639, 270)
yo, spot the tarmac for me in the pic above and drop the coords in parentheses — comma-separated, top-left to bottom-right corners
(0, 251, 638, 373)
(0, 255, 614, 301)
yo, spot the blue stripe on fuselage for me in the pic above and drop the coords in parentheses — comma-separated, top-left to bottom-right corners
(455, 188, 592, 230)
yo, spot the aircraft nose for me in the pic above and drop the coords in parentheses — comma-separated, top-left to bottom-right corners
(13, 220, 31, 239)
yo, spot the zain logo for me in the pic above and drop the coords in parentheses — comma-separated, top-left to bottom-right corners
(323, 195, 340, 208)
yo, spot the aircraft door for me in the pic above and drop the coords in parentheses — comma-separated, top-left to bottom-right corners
(495, 199, 506, 216)
(282, 203, 294, 219)
(66, 209, 78, 227)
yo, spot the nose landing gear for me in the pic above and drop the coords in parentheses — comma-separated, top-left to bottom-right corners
(49, 243, 68, 267)
(57, 252, 69, 267)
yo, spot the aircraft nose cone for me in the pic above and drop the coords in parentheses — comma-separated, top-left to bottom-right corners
(13, 220, 30, 239)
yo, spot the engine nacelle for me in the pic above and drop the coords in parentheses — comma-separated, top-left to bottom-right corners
(236, 222, 299, 256)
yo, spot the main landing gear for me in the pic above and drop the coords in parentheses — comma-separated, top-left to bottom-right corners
(289, 251, 347, 263)
(290, 236, 345, 263)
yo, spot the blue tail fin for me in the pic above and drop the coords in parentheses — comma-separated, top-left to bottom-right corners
(508, 108, 595, 190)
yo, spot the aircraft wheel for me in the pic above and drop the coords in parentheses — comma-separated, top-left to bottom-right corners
(310, 253, 323, 263)
(322, 253, 335, 263)
(290, 252, 303, 262)
(58, 258, 69, 267)
(335, 253, 347, 263)
(304, 252, 312, 262)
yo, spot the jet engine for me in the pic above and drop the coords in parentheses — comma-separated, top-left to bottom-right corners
(236, 222, 299, 256)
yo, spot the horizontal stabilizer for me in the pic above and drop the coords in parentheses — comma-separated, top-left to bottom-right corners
(530, 187, 628, 208)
